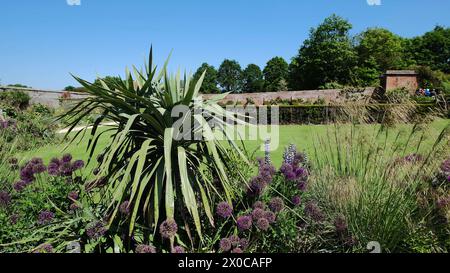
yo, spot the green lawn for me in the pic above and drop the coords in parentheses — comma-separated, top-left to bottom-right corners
(19, 119, 449, 171)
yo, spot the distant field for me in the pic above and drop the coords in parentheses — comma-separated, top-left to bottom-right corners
(19, 119, 450, 174)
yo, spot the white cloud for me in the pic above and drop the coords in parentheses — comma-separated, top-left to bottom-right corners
(67, 0, 81, 6)
(367, 0, 381, 6)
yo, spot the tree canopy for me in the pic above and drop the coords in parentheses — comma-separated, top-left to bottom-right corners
(242, 64, 264, 93)
(263, 57, 289, 92)
(217, 59, 243, 93)
(193, 63, 220, 94)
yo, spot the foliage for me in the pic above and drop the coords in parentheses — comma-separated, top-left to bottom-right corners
(289, 14, 358, 90)
(0, 90, 31, 109)
(193, 63, 220, 94)
(217, 59, 243, 93)
(263, 57, 289, 92)
(242, 64, 264, 93)
(59, 48, 249, 251)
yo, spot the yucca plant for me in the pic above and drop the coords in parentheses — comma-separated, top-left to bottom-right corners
(60, 48, 249, 245)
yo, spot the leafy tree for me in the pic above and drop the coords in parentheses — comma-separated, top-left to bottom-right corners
(193, 63, 220, 94)
(407, 26, 450, 73)
(263, 57, 289, 92)
(93, 76, 122, 87)
(242, 64, 264, 92)
(217, 59, 243, 93)
(64, 86, 76, 91)
(7, 84, 30, 88)
(289, 14, 358, 90)
(355, 28, 406, 86)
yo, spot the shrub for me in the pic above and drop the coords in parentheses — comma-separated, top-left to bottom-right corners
(0, 90, 31, 109)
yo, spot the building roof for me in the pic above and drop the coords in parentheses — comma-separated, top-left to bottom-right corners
(384, 70, 418, 76)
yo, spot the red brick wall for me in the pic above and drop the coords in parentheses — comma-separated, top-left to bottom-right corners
(385, 76, 418, 92)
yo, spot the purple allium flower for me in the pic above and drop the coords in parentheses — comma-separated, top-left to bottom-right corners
(292, 196, 301, 206)
(33, 244, 53, 253)
(50, 157, 61, 166)
(251, 208, 266, 221)
(30, 158, 43, 165)
(172, 246, 185, 253)
(86, 221, 107, 240)
(219, 238, 232, 252)
(247, 177, 267, 196)
(37, 210, 54, 225)
(119, 200, 130, 215)
(256, 218, 270, 231)
(69, 203, 80, 211)
(297, 181, 307, 192)
(159, 219, 178, 239)
(334, 214, 348, 233)
(216, 202, 233, 218)
(304, 201, 324, 222)
(231, 248, 243, 253)
(236, 215, 252, 231)
(229, 235, 240, 247)
(269, 197, 284, 213)
(32, 163, 47, 174)
(10, 214, 20, 225)
(13, 181, 28, 192)
(264, 211, 276, 224)
(436, 197, 450, 209)
(239, 238, 249, 250)
(47, 163, 60, 176)
(136, 244, 156, 253)
(62, 154, 73, 163)
(59, 162, 73, 177)
(280, 163, 293, 176)
(20, 165, 34, 183)
(72, 160, 85, 170)
(68, 191, 79, 201)
(0, 191, 11, 207)
(252, 201, 265, 210)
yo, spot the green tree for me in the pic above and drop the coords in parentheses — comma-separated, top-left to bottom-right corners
(289, 14, 358, 90)
(242, 64, 264, 92)
(64, 86, 76, 91)
(94, 76, 122, 87)
(355, 28, 406, 86)
(263, 57, 289, 92)
(217, 59, 243, 93)
(408, 26, 450, 73)
(193, 63, 220, 94)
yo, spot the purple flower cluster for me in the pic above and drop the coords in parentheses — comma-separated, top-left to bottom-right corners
(304, 201, 324, 222)
(216, 202, 233, 219)
(219, 235, 249, 253)
(171, 246, 185, 253)
(291, 196, 301, 206)
(236, 215, 252, 231)
(280, 146, 310, 194)
(247, 159, 276, 196)
(0, 191, 11, 207)
(159, 219, 178, 239)
(86, 221, 107, 240)
(136, 244, 156, 253)
(37, 210, 54, 225)
(436, 196, 450, 209)
(13, 180, 27, 192)
(33, 243, 53, 253)
(48, 155, 84, 177)
(268, 197, 284, 213)
(19, 158, 46, 185)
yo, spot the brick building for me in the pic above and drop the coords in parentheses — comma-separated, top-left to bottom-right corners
(381, 70, 418, 93)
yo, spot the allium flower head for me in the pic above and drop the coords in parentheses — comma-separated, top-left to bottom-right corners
(229, 235, 240, 247)
(256, 218, 270, 231)
(304, 201, 324, 222)
(32, 163, 47, 174)
(172, 246, 185, 253)
(119, 200, 130, 215)
(86, 221, 107, 240)
(264, 211, 276, 223)
(292, 196, 301, 206)
(251, 208, 265, 221)
(239, 238, 249, 250)
(216, 202, 233, 218)
(20, 165, 35, 183)
(252, 201, 265, 210)
(47, 162, 60, 176)
(72, 160, 85, 170)
(269, 197, 284, 213)
(297, 181, 307, 192)
(59, 162, 73, 177)
(13, 181, 28, 192)
(159, 219, 178, 239)
(219, 238, 232, 252)
(62, 154, 73, 163)
(38, 210, 54, 225)
(68, 191, 79, 201)
(236, 215, 252, 231)
(0, 191, 12, 207)
(334, 214, 348, 233)
(33, 244, 53, 253)
(231, 248, 243, 253)
(136, 244, 156, 253)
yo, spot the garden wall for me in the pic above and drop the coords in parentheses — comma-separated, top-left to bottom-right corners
(0, 86, 88, 107)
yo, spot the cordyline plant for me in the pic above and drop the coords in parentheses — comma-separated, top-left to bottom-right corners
(60, 48, 249, 241)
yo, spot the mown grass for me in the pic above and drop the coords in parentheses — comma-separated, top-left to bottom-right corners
(18, 119, 449, 171)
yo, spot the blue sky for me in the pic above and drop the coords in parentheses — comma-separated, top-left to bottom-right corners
(0, 0, 449, 90)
